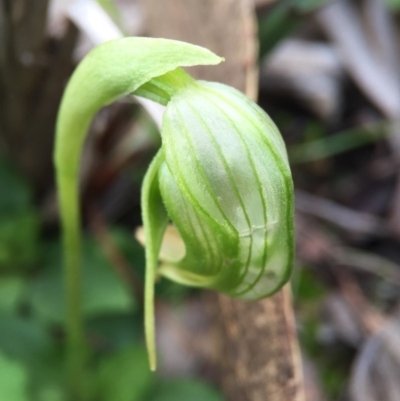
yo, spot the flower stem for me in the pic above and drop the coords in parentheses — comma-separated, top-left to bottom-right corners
(58, 174, 86, 401)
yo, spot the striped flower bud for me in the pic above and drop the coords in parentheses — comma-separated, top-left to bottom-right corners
(153, 80, 294, 300)
(141, 77, 294, 370)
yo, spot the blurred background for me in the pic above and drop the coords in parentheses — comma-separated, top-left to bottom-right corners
(1, 0, 400, 400)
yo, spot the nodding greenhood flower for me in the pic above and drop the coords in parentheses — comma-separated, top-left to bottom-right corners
(142, 76, 294, 300)
(55, 37, 294, 372)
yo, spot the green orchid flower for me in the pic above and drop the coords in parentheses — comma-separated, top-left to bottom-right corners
(55, 37, 294, 377)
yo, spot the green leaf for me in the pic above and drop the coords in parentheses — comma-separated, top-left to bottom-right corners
(96, 344, 153, 401)
(29, 238, 135, 324)
(0, 314, 54, 366)
(0, 315, 66, 401)
(30, 361, 66, 401)
(0, 277, 26, 311)
(289, 122, 388, 164)
(258, 0, 333, 58)
(258, 1, 301, 58)
(0, 155, 40, 271)
(385, 0, 400, 10)
(0, 210, 40, 271)
(0, 352, 29, 401)
(0, 156, 33, 213)
(295, 0, 333, 11)
(149, 379, 224, 401)
(35, 385, 65, 401)
(87, 313, 142, 349)
(295, 269, 327, 302)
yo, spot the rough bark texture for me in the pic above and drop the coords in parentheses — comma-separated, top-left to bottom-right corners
(214, 286, 304, 401)
(137, 1, 305, 400)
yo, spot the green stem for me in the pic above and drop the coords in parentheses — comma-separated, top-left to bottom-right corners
(58, 173, 86, 400)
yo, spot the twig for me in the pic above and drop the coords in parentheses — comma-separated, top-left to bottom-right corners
(295, 190, 389, 237)
(336, 247, 400, 287)
(335, 269, 384, 335)
(296, 214, 400, 287)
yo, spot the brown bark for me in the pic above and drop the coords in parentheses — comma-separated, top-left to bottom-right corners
(214, 286, 304, 401)
(137, 0, 305, 399)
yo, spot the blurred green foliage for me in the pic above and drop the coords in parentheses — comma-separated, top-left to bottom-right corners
(296, 268, 352, 400)
(95, 344, 151, 401)
(289, 123, 388, 164)
(0, 277, 26, 312)
(385, 0, 400, 11)
(0, 352, 29, 401)
(295, 268, 328, 303)
(258, 0, 333, 58)
(0, 156, 224, 401)
(0, 157, 40, 271)
(29, 238, 136, 324)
